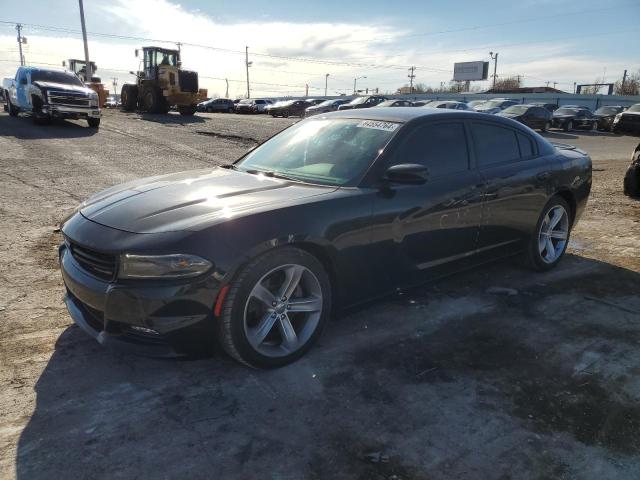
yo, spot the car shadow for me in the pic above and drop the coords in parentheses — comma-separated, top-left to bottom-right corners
(0, 114, 99, 139)
(14, 255, 640, 478)
(137, 112, 207, 125)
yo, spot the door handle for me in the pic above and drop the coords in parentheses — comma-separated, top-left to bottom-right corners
(536, 171, 551, 181)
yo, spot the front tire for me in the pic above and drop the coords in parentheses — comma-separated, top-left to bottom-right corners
(87, 117, 100, 128)
(218, 247, 331, 368)
(525, 196, 571, 271)
(8, 98, 19, 117)
(120, 84, 138, 112)
(177, 105, 197, 116)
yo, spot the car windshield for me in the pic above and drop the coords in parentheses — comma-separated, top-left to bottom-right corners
(239, 99, 252, 104)
(627, 104, 640, 112)
(236, 118, 400, 186)
(31, 70, 83, 86)
(468, 100, 485, 107)
(316, 100, 334, 107)
(376, 100, 396, 107)
(595, 107, 621, 115)
(503, 105, 529, 114)
(348, 97, 368, 105)
(555, 108, 579, 115)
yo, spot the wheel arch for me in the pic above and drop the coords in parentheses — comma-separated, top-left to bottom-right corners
(554, 189, 576, 224)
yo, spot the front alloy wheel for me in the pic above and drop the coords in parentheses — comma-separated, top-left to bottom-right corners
(218, 247, 331, 368)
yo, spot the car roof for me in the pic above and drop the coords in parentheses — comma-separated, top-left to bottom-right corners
(321, 106, 490, 123)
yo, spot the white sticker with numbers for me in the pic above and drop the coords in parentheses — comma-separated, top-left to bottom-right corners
(356, 120, 400, 132)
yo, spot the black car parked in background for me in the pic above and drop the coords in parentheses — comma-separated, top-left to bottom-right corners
(59, 108, 591, 367)
(269, 99, 312, 117)
(552, 107, 598, 132)
(529, 102, 559, 113)
(338, 95, 387, 110)
(498, 104, 552, 132)
(613, 103, 640, 135)
(593, 106, 625, 131)
(304, 99, 350, 116)
(198, 98, 235, 113)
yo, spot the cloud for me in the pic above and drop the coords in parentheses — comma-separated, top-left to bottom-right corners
(0, 0, 636, 97)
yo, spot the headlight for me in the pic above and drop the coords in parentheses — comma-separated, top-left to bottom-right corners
(613, 113, 623, 123)
(89, 92, 99, 107)
(119, 253, 212, 279)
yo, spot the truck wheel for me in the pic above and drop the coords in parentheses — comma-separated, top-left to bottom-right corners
(121, 84, 138, 112)
(8, 98, 19, 117)
(178, 105, 197, 116)
(87, 117, 101, 128)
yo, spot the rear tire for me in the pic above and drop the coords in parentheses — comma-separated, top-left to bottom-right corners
(563, 120, 573, 132)
(121, 84, 138, 111)
(218, 247, 331, 368)
(525, 196, 572, 271)
(541, 121, 550, 133)
(143, 89, 169, 114)
(87, 117, 100, 128)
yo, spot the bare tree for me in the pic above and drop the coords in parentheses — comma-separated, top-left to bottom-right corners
(615, 70, 640, 96)
(580, 77, 605, 95)
(491, 76, 522, 92)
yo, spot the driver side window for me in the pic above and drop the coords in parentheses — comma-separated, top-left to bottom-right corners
(392, 122, 470, 178)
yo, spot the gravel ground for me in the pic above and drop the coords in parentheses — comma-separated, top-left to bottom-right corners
(1, 110, 639, 480)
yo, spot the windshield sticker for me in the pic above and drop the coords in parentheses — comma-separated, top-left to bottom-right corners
(357, 120, 399, 132)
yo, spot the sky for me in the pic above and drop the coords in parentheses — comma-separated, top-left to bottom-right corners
(0, 0, 638, 98)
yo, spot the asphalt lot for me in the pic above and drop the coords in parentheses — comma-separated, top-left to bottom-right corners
(1, 109, 639, 480)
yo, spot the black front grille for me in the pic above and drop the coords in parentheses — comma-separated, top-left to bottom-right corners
(179, 70, 199, 93)
(47, 90, 90, 107)
(69, 242, 116, 281)
(621, 115, 640, 125)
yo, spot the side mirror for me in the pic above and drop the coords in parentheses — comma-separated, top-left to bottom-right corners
(383, 164, 429, 185)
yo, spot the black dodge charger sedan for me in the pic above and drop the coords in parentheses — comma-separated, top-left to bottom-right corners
(613, 103, 640, 135)
(551, 107, 598, 132)
(497, 104, 552, 132)
(59, 109, 592, 367)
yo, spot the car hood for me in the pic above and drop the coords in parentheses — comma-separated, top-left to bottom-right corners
(620, 111, 640, 117)
(497, 112, 521, 118)
(32, 81, 93, 95)
(553, 114, 576, 119)
(79, 168, 337, 234)
(476, 107, 500, 114)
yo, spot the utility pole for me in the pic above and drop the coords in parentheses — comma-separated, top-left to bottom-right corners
(408, 66, 416, 94)
(15, 24, 25, 66)
(78, 0, 92, 81)
(325, 74, 329, 97)
(573, 82, 577, 94)
(489, 52, 498, 90)
(245, 46, 252, 99)
(553, 81, 557, 89)
(621, 69, 628, 93)
(225, 78, 229, 98)
(353, 76, 366, 95)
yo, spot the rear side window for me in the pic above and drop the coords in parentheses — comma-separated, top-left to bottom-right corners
(471, 123, 521, 166)
(393, 122, 469, 177)
(517, 133, 534, 158)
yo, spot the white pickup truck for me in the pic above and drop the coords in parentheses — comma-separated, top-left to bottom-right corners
(4, 66, 101, 127)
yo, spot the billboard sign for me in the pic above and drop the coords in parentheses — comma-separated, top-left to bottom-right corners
(453, 61, 489, 81)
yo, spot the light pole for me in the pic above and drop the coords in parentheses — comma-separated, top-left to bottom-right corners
(78, 0, 92, 82)
(245, 46, 252, 99)
(325, 74, 330, 97)
(489, 51, 498, 90)
(353, 76, 366, 95)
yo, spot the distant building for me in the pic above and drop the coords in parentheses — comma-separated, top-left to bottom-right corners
(397, 86, 413, 94)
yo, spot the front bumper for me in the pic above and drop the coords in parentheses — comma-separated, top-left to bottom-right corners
(59, 242, 220, 357)
(42, 104, 101, 120)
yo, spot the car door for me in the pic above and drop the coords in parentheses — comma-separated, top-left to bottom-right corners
(369, 120, 485, 285)
(471, 121, 552, 252)
(16, 69, 29, 108)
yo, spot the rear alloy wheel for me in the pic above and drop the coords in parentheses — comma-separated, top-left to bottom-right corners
(563, 120, 573, 132)
(218, 247, 331, 368)
(526, 197, 571, 271)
